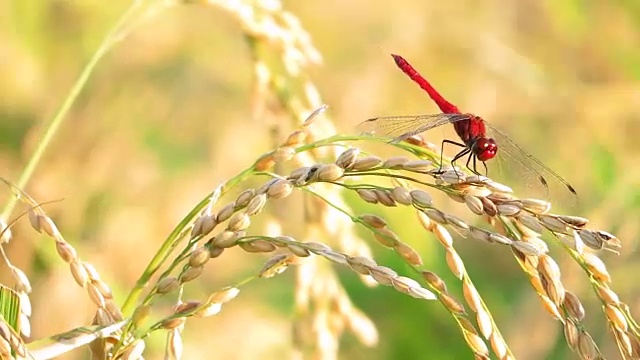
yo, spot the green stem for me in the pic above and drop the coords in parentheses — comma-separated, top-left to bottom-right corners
(1, 1, 143, 221)
(120, 165, 255, 315)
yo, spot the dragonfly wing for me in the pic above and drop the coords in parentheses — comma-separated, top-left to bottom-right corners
(484, 122, 577, 198)
(359, 113, 472, 142)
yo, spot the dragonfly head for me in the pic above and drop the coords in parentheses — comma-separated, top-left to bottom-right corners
(473, 137, 498, 161)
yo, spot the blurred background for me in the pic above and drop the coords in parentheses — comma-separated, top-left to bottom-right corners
(1, 0, 639, 359)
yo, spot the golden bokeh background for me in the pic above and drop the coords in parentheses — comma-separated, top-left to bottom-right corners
(1, 0, 639, 359)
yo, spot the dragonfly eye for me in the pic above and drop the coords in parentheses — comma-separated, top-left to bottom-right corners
(474, 138, 498, 161)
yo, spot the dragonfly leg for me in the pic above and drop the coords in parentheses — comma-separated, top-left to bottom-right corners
(466, 153, 481, 176)
(450, 147, 471, 181)
(439, 139, 467, 173)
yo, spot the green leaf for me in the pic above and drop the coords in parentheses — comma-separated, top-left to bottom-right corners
(0, 284, 21, 333)
(28, 321, 127, 360)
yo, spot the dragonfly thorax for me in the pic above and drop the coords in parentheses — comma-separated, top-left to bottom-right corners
(472, 137, 498, 161)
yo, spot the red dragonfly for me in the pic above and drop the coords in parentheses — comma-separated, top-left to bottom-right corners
(363, 54, 577, 197)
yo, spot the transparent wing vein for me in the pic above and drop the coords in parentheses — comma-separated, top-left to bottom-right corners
(358, 113, 472, 141)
